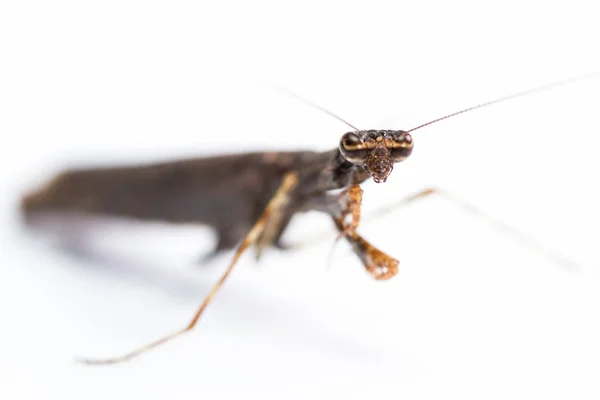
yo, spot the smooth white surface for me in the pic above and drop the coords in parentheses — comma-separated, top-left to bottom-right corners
(1, 1, 600, 399)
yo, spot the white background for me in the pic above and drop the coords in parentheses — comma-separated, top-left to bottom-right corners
(1, 1, 600, 399)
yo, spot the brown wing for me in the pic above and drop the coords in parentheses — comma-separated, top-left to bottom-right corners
(21, 152, 300, 228)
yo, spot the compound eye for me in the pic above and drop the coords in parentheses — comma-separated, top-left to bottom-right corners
(390, 132, 414, 162)
(340, 132, 368, 164)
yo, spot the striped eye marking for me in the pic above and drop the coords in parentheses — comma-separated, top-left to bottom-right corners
(341, 132, 368, 151)
(339, 132, 368, 164)
(391, 132, 413, 149)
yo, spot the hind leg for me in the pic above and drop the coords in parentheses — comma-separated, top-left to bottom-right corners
(78, 172, 299, 365)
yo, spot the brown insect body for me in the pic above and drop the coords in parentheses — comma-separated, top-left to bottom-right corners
(21, 130, 411, 258)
